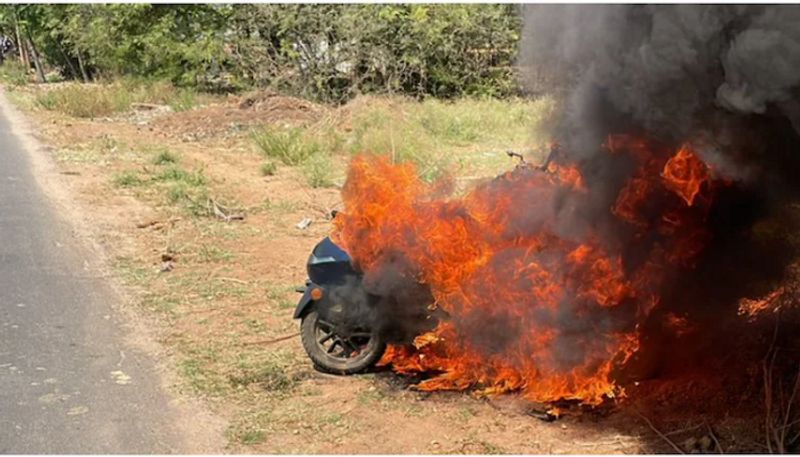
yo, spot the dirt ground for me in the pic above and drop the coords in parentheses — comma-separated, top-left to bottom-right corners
(5, 84, 776, 454)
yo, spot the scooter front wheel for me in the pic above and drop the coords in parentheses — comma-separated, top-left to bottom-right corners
(300, 309, 386, 375)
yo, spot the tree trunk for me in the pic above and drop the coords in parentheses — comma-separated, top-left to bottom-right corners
(55, 41, 79, 80)
(26, 38, 45, 83)
(23, 24, 45, 83)
(76, 52, 90, 83)
(14, 21, 28, 67)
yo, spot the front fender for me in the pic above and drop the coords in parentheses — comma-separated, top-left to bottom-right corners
(293, 283, 316, 319)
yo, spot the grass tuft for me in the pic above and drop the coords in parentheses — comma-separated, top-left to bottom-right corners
(229, 351, 299, 393)
(153, 166, 206, 186)
(153, 148, 179, 165)
(259, 161, 277, 176)
(252, 127, 319, 166)
(302, 153, 335, 188)
(112, 170, 143, 187)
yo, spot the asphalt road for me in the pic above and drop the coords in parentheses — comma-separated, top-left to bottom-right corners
(0, 102, 197, 452)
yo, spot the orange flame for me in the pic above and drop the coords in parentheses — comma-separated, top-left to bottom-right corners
(738, 287, 786, 320)
(662, 144, 710, 206)
(335, 137, 721, 406)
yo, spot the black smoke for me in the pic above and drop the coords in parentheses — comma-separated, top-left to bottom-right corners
(519, 4, 800, 379)
(520, 5, 800, 178)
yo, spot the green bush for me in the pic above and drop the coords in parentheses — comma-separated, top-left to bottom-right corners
(230, 4, 522, 102)
(6, 4, 521, 101)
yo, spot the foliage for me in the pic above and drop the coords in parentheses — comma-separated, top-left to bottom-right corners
(228, 4, 521, 102)
(0, 4, 521, 101)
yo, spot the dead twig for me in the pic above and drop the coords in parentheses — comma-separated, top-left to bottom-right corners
(575, 435, 636, 447)
(208, 198, 245, 222)
(706, 422, 723, 454)
(763, 315, 780, 453)
(131, 102, 168, 111)
(217, 277, 248, 285)
(135, 217, 181, 229)
(241, 332, 300, 346)
(635, 411, 685, 454)
(663, 423, 704, 437)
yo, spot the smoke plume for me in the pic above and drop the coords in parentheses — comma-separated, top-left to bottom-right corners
(334, 4, 800, 405)
(521, 5, 800, 180)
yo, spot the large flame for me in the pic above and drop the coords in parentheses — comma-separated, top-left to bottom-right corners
(334, 136, 721, 406)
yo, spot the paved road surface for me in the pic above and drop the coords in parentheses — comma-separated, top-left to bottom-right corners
(0, 100, 199, 452)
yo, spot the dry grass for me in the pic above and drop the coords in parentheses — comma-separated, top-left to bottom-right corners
(32, 79, 215, 118)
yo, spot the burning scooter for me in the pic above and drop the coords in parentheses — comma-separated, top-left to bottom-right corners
(294, 150, 556, 375)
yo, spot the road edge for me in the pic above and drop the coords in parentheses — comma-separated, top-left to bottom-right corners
(0, 87, 228, 453)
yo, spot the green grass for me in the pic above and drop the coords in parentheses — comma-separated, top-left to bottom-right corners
(112, 170, 143, 187)
(259, 161, 277, 176)
(197, 244, 234, 263)
(238, 429, 265, 445)
(249, 95, 556, 184)
(153, 166, 206, 186)
(111, 163, 210, 215)
(251, 127, 320, 166)
(342, 96, 556, 180)
(302, 153, 335, 188)
(0, 61, 30, 86)
(152, 148, 179, 165)
(229, 350, 299, 393)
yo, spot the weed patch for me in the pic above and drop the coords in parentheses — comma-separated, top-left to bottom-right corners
(302, 153, 335, 188)
(34, 79, 211, 118)
(112, 170, 143, 187)
(0, 61, 30, 86)
(152, 148, 179, 165)
(229, 351, 299, 393)
(259, 161, 277, 176)
(252, 127, 319, 165)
